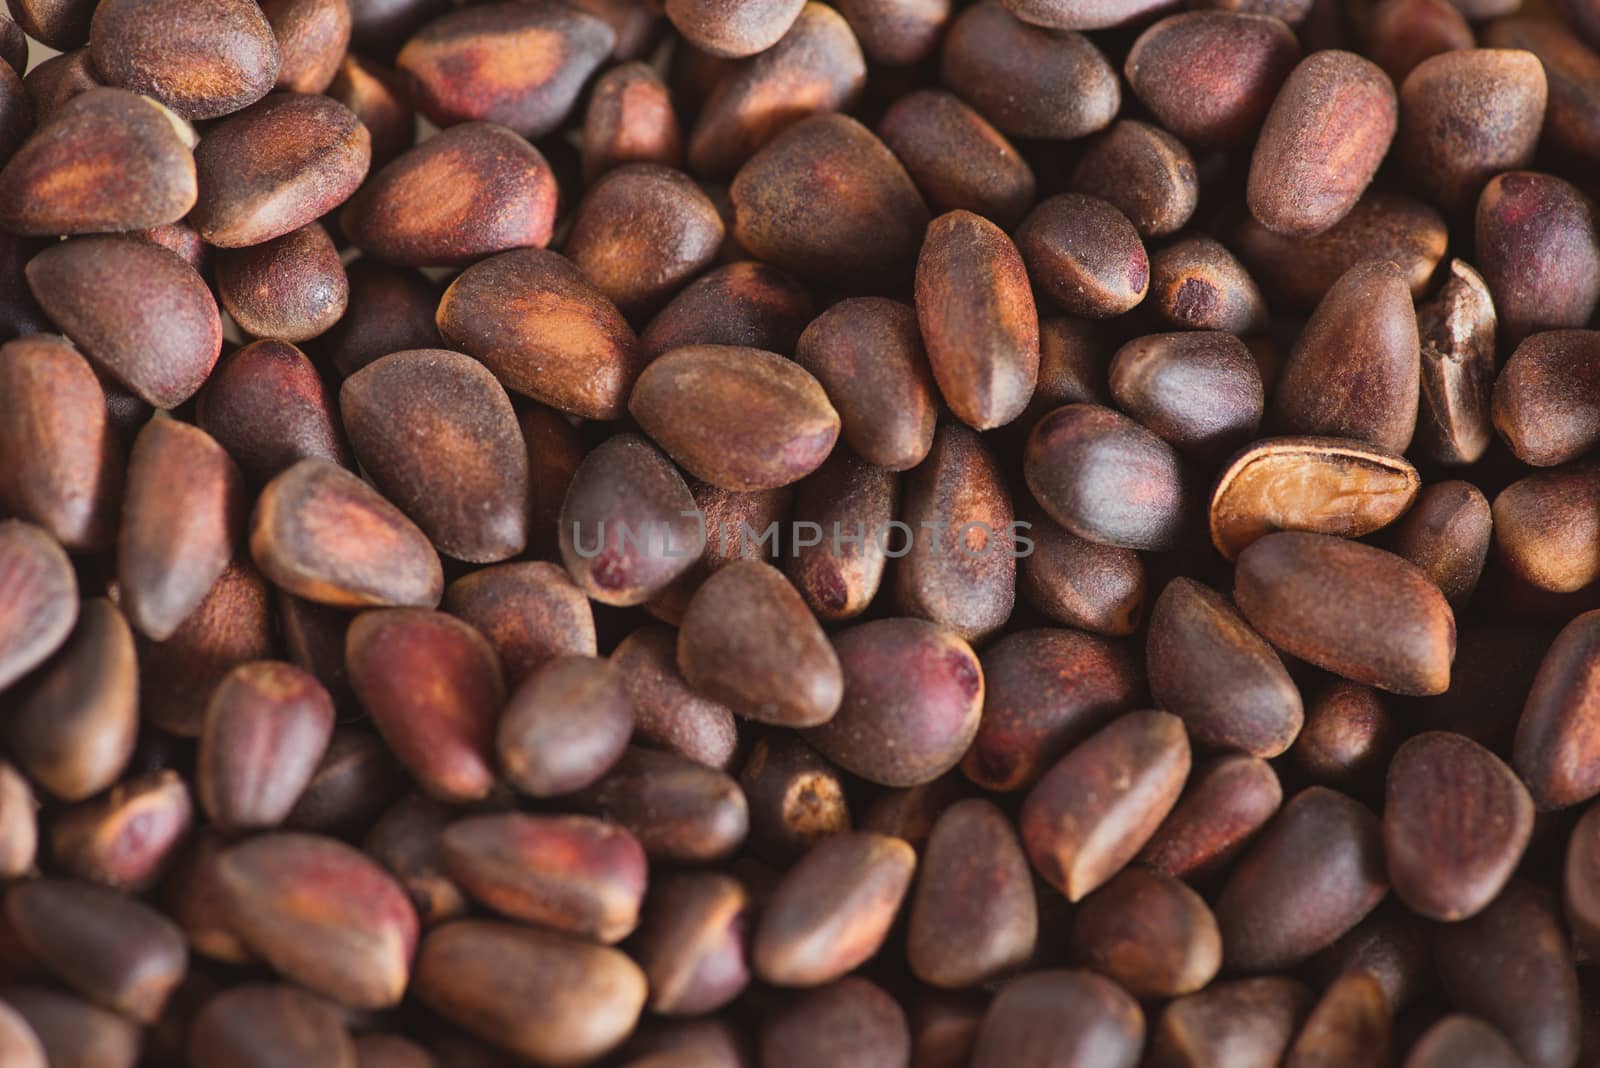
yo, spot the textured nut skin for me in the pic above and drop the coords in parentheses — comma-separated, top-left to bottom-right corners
(970, 970, 1145, 1068)
(877, 89, 1035, 228)
(582, 61, 683, 180)
(263, 0, 353, 94)
(497, 656, 632, 797)
(1015, 194, 1149, 319)
(1126, 13, 1300, 147)
(196, 339, 350, 485)
(1139, 753, 1283, 881)
(1069, 867, 1222, 999)
(1110, 331, 1262, 456)
(1476, 171, 1600, 345)
(1492, 461, 1600, 594)
(215, 222, 348, 343)
(396, 1, 614, 138)
(1148, 977, 1311, 1068)
(343, 123, 557, 267)
(915, 210, 1039, 431)
(1070, 121, 1198, 240)
(1247, 51, 1397, 237)
(666, 0, 804, 58)
(1417, 259, 1497, 466)
(89, 0, 280, 119)
(1021, 709, 1191, 902)
(188, 984, 357, 1068)
(0, 88, 197, 236)
(1493, 329, 1600, 468)
(1515, 610, 1600, 810)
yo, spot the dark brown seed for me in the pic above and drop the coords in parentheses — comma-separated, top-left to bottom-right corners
(344, 123, 555, 267)
(443, 562, 595, 688)
(1290, 681, 1397, 792)
(189, 983, 355, 1068)
(0, 232, 49, 339)
(20, 48, 99, 123)
(215, 222, 348, 343)
(341, 348, 528, 564)
(1416, 258, 1497, 466)
(355, 1035, 438, 1068)
(739, 733, 850, 860)
(1304, 902, 1431, 1013)
(730, 113, 927, 287)
(413, 920, 646, 1067)
(442, 812, 646, 944)
(196, 340, 349, 485)
(1147, 577, 1301, 757)
(397, 1, 613, 138)
(88, 0, 280, 119)
(497, 655, 631, 797)
(1016, 194, 1148, 319)
(1282, 972, 1390, 1068)
(328, 54, 415, 170)
(8, 597, 134, 796)
(835, 0, 948, 64)
(1492, 460, 1600, 594)
(346, 608, 504, 804)
(2, 986, 142, 1068)
(521, 404, 584, 560)
(285, 727, 406, 837)
(8, 0, 94, 50)
(753, 830, 915, 986)
(647, 476, 794, 622)
(1138, 753, 1283, 881)
(1398, 49, 1546, 215)
(347, 0, 450, 58)
(436, 247, 643, 418)
(137, 557, 274, 737)
(667, 0, 803, 55)
(1023, 403, 1187, 552)
(1147, 236, 1267, 335)
(198, 660, 335, 831)
(1432, 881, 1580, 1068)
(250, 459, 445, 609)
(275, 592, 352, 704)
(1272, 259, 1421, 452)
(1564, 802, 1600, 958)
(1209, 436, 1420, 560)
(794, 297, 938, 471)
(7, 878, 187, 1023)
(806, 618, 984, 788)
(1069, 867, 1220, 998)
(641, 260, 813, 360)
(1125, 12, 1300, 147)
(0, 45, 22, 163)
(1109, 332, 1262, 456)
(970, 970, 1144, 1068)
(687, 3, 866, 179)
(1021, 709, 1189, 902)
(132, 219, 209, 275)
(1387, 480, 1491, 610)
(1235, 532, 1455, 696)
(168, 834, 255, 960)
(940, 2, 1118, 140)
(1018, 510, 1145, 636)
(26, 237, 220, 409)
(1484, 17, 1600, 166)
(963, 627, 1139, 792)
(876, 88, 1035, 229)
(0, 88, 196, 236)
(785, 449, 896, 621)
(761, 977, 909, 1068)
(1248, 51, 1397, 237)
(118, 415, 244, 641)
(191, 92, 369, 248)
(575, 747, 748, 862)
(1070, 121, 1198, 241)
(677, 560, 841, 727)
(364, 793, 467, 927)
(1364, 0, 1472, 86)
(557, 433, 702, 606)
(612, 625, 740, 770)
(320, 260, 440, 378)
(565, 164, 724, 317)
(862, 772, 970, 850)
(894, 423, 1016, 641)
(1402, 1016, 1527, 1068)
(216, 832, 418, 1009)
(1147, 977, 1311, 1068)
(1515, 610, 1600, 810)
(632, 871, 751, 1015)
(630, 344, 839, 491)
(908, 798, 1037, 989)
(0, 762, 35, 878)
(1476, 171, 1600, 344)
(0, 521, 77, 694)
(1384, 730, 1532, 921)
(583, 61, 683, 180)
(0, 336, 122, 552)
(1232, 190, 1448, 310)
(1493, 329, 1600, 468)
(915, 210, 1039, 431)
(0, 15, 22, 75)
(259, 1, 348, 93)
(47, 768, 188, 892)
(1214, 786, 1387, 970)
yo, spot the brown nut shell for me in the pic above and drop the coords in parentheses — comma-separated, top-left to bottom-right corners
(89, 0, 280, 119)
